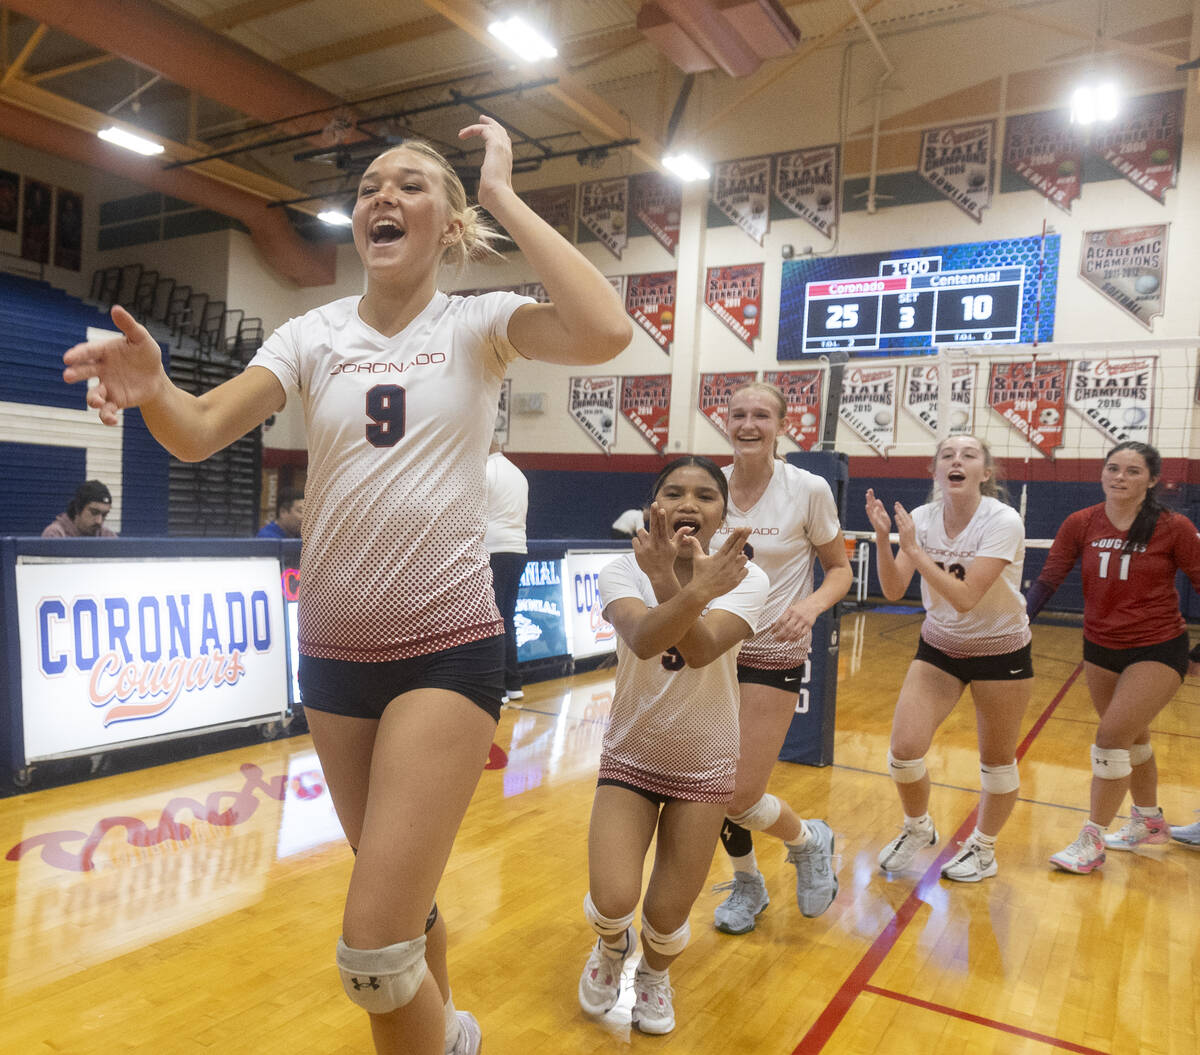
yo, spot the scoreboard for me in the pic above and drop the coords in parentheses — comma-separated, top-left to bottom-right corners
(779, 235, 1059, 358)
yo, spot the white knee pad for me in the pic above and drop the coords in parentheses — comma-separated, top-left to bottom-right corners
(887, 751, 927, 784)
(1091, 745, 1132, 780)
(728, 793, 781, 831)
(583, 891, 636, 940)
(336, 935, 428, 1014)
(641, 916, 691, 957)
(1129, 742, 1153, 766)
(980, 760, 1019, 794)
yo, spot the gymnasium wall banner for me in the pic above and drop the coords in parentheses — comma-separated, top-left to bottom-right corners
(904, 362, 977, 436)
(699, 371, 757, 439)
(520, 281, 551, 303)
(1069, 357, 1155, 447)
(520, 184, 577, 241)
(838, 365, 898, 456)
(14, 556, 288, 763)
(711, 156, 771, 245)
(630, 171, 682, 256)
(777, 234, 1059, 358)
(987, 359, 1068, 458)
(619, 374, 671, 453)
(625, 271, 676, 351)
(0, 168, 17, 231)
(764, 369, 824, 450)
(773, 145, 839, 238)
(494, 378, 511, 446)
(1078, 225, 1167, 331)
(917, 121, 995, 223)
(564, 551, 622, 660)
(515, 559, 570, 663)
(607, 274, 626, 302)
(705, 264, 763, 348)
(568, 375, 618, 452)
(578, 176, 629, 259)
(1091, 90, 1182, 203)
(1003, 110, 1083, 212)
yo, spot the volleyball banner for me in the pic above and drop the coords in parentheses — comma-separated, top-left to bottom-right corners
(1079, 225, 1167, 330)
(568, 375, 618, 452)
(578, 177, 629, 259)
(625, 271, 676, 351)
(904, 362, 977, 436)
(1003, 110, 1083, 213)
(705, 264, 763, 347)
(987, 359, 1067, 458)
(1092, 90, 1182, 203)
(494, 378, 511, 446)
(699, 371, 757, 438)
(712, 156, 771, 245)
(773, 145, 839, 238)
(619, 374, 671, 453)
(918, 121, 995, 223)
(1069, 357, 1155, 446)
(764, 369, 824, 450)
(520, 184, 576, 240)
(630, 171, 681, 255)
(839, 365, 898, 456)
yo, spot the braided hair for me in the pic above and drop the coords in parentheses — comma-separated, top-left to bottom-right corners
(1108, 441, 1166, 551)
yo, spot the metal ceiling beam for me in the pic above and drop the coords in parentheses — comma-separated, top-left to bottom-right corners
(26, 52, 117, 84)
(1, 21, 48, 88)
(282, 15, 449, 72)
(200, 0, 310, 33)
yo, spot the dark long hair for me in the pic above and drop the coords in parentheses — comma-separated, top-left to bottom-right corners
(1108, 441, 1166, 551)
(650, 455, 729, 514)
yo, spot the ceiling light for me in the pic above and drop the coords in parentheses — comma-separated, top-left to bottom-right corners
(97, 126, 164, 156)
(1070, 81, 1120, 125)
(317, 210, 353, 226)
(662, 153, 710, 182)
(488, 16, 558, 61)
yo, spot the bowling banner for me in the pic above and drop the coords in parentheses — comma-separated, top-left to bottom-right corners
(568, 375, 618, 452)
(987, 359, 1068, 458)
(1069, 357, 1155, 447)
(619, 374, 671, 453)
(764, 369, 824, 450)
(1003, 110, 1083, 213)
(838, 365, 898, 456)
(1079, 225, 1167, 331)
(904, 362, 977, 436)
(578, 177, 629, 259)
(918, 121, 995, 223)
(1091, 90, 1182, 203)
(699, 371, 757, 439)
(704, 264, 763, 348)
(773, 145, 839, 239)
(520, 184, 576, 241)
(625, 271, 676, 351)
(630, 171, 681, 255)
(712, 156, 771, 245)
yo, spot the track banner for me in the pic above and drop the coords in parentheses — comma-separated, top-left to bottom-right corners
(494, 378, 511, 446)
(773, 145, 839, 238)
(568, 376, 619, 452)
(625, 271, 676, 352)
(1092, 90, 1182, 203)
(918, 121, 995, 222)
(705, 264, 763, 348)
(699, 371, 757, 439)
(630, 171, 681, 255)
(987, 359, 1067, 458)
(1003, 110, 1083, 213)
(1069, 357, 1155, 446)
(578, 177, 629, 259)
(1079, 225, 1167, 331)
(904, 362, 977, 436)
(619, 375, 671, 453)
(520, 184, 576, 240)
(764, 369, 824, 450)
(839, 365, 898, 456)
(712, 156, 771, 245)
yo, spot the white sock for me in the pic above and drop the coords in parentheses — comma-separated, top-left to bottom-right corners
(904, 813, 933, 830)
(1132, 804, 1162, 818)
(731, 850, 757, 874)
(786, 818, 812, 849)
(443, 996, 459, 1054)
(970, 827, 996, 851)
(637, 962, 669, 983)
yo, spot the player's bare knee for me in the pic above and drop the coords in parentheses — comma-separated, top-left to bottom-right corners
(336, 934, 428, 1014)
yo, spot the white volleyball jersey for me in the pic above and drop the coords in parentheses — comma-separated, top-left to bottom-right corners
(911, 496, 1030, 657)
(711, 461, 841, 668)
(483, 452, 528, 554)
(249, 290, 532, 661)
(597, 553, 768, 800)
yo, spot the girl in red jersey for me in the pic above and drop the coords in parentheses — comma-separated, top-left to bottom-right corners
(1028, 442, 1200, 874)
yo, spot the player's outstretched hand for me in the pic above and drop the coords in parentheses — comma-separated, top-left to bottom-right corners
(864, 488, 892, 534)
(687, 526, 750, 602)
(63, 305, 169, 426)
(459, 115, 514, 211)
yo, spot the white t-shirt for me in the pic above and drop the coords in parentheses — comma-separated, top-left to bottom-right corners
(484, 452, 528, 554)
(249, 289, 532, 661)
(598, 553, 769, 801)
(711, 461, 841, 668)
(911, 496, 1030, 657)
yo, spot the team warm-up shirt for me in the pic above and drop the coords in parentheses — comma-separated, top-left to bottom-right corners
(249, 290, 532, 661)
(711, 461, 841, 668)
(912, 496, 1030, 657)
(483, 452, 528, 555)
(598, 553, 769, 800)
(1037, 503, 1200, 649)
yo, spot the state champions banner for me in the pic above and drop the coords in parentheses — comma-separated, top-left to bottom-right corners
(630, 171, 681, 255)
(578, 177, 629, 259)
(839, 365, 898, 456)
(569, 376, 618, 452)
(1069, 357, 1155, 446)
(987, 359, 1067, 458)
(1003, 110, 1083, 213)
(699, 372, 757, 439)
(705, 264, 763, 348)
(918, 121, 995, 223)
(1091, 90, 1182, 203)
(904, 362, 977, 436)
(764, 369, 823, 450)
(712, 156, 771, 245)
(773, 145, 839, 239)
(520, 184, 576, 240)
(1079, 225, 1167, 331)
(620, 375, 671, 453)
(625, 271, 676, 351)
(494, 378, 511, 446)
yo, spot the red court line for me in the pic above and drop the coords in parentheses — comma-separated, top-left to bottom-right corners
(862, 985, 1109, 1054)
(793, 663, 1084, 1054)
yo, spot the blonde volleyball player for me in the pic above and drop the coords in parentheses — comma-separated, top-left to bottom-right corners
(866, 434, 1032, 882)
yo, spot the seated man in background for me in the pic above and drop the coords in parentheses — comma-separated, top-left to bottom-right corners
(258, 488, 304, 539)
(42, 480, 117, 538)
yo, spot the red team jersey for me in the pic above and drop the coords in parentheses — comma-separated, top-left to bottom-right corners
(1038, 503, 1200, 649)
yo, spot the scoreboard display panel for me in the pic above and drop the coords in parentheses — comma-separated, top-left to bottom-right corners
(778, 234, 1059, 358)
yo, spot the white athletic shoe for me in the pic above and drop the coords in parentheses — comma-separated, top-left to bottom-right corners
(787, 819, 838, 916)
(878, 818, 938, 872)
(631, 966, 675, 1034)
(1170, 817, 1200, 847)
(448, 1011, 481, 1055)
(940, 835, 998, 882)
(506, 688, 524, 701)
(1104, 811, 1168, 851)
(578, 927, 636, 1016)
(712, 870, 770, 934)
(1049, 825, 1105, 874)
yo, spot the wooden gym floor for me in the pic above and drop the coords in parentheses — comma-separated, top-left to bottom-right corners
(2, 610, 1197, 1054)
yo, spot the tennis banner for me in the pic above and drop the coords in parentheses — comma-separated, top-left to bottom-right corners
(1092, 90, 1182, 203)
(625, 271, 676, 351)
(520, 184, 576, 240)
(1003, 111, 1083, 213)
